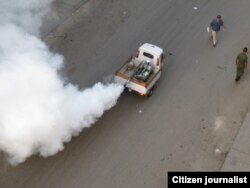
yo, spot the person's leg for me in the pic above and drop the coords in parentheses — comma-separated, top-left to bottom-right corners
(235, 68, 243, 82)
(212, 30, 217, 47)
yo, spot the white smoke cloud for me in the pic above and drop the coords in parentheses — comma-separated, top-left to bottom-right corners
(0, 1, 124, 165)
(0, 0, 54, 35)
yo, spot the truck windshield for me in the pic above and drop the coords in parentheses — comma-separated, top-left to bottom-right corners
(143, 52, 154, 59)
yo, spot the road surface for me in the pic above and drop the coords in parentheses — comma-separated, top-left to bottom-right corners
(1, 0, 250, 187)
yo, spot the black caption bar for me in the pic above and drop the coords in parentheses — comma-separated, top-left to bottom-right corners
(168, 172, 250, 188)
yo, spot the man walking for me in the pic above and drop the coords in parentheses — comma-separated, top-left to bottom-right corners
(209, 15, 224, 47)
(235, 47, 248, 83)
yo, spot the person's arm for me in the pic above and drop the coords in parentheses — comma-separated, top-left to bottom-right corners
(210, 20, 214, 30)
(245, 56, 248, 69)
(221, 20, 225, 31)
(236, 55, 239, 65)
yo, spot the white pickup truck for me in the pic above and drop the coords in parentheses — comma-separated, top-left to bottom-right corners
(114, 43, 165, 97)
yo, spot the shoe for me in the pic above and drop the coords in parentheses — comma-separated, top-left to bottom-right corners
(235, 76, 240, 83)
(213, 44, 216, 47)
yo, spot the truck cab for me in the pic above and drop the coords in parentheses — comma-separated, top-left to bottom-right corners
(135, 43, 164, 73)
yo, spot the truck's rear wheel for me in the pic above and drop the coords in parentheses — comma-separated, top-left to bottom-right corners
(146, 87, 154, 97)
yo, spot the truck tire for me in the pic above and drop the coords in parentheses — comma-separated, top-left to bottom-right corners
(146, 87, 154, 97)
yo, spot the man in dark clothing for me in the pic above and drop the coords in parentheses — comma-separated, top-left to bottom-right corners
(209, 15, 224, 47)
(235, 47, 248, 83)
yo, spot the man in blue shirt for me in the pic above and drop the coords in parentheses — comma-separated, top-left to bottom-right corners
(209, 15, 225, 47)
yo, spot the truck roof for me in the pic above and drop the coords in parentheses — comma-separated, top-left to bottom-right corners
(139, 43, 163, 56)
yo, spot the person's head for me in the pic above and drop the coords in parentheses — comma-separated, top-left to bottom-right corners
(216, 15, 222, 21)
(243, 47, 248, 53)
